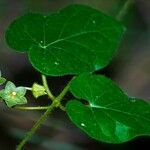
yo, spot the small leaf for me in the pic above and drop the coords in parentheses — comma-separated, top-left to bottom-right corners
(32, 83, 46, 98)
(0, 71, 6, 85)
(66, 73, 150, 143)
(6, 4, 125, 76)
(0, 81, 27, 107)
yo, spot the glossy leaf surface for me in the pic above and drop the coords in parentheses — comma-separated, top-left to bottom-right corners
(66, 73, 150, 143)
(6, 5, 125, 76)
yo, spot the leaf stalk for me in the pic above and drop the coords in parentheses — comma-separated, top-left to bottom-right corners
(116, 0, 134, 21)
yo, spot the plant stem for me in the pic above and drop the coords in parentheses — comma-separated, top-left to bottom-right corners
(16, 103, 55, 150)
(116, 0, 134, 21)
(59, 105, 66, 111)
(14, 104, 66, 111)
(41, 74, 66, 111)
(16, 77, 74, 150)
(25, 87, 32, 91)
(14, 106, 49, 110)
(41, 74, 55, 100)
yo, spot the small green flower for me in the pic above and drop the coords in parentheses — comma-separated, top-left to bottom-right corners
(0, 71, 6, 85)
(0, 81, 27, 108)
(32, 83, 46, 98)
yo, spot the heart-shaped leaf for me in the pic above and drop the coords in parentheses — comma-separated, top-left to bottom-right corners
(66, 73, 150, 143)
(6, 4, 125, 76)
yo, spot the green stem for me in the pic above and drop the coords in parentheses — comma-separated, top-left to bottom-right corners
(116, 0, 134, 21)
(14, 104, 66, 111)
(41, 74, 66, 111)
(14, 106, 49, 110)
(59, 105, 66, 111)
(25, 87, 32, 91)
(16, 77, 74, 150)
(16, 103, 55, 150)
(41, 74, 55, 100)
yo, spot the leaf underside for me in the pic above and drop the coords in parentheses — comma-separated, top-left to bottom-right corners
(6, 4, 125, 76)
(66, 73, 150, 143)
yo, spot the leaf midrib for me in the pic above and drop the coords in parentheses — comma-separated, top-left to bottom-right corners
(42, 31, 102, 49)
(88, 104, 150, 123)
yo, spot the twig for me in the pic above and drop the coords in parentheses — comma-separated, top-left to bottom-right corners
(16, 77, 74, 150)
(116, 0, 134, 21)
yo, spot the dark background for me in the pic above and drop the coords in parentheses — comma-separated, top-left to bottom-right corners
(0, 0, 150, 150)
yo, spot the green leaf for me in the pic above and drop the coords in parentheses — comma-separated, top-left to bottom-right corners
(66, 73, 150, 143)
(0, 81, 27, 107)
(0, 71, 6, 85)
(6, 4, 125, 76)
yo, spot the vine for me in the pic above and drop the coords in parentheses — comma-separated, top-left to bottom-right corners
(1, 1, 150, 150)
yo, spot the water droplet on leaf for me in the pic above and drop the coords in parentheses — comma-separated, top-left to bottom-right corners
(81, 123, 85, 127)
(55, 62, 59, 65)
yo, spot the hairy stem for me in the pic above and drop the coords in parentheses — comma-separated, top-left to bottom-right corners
(116, 0, 134, 21)
(16, 77, 74, 150)
(41, 74, 55, 100)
